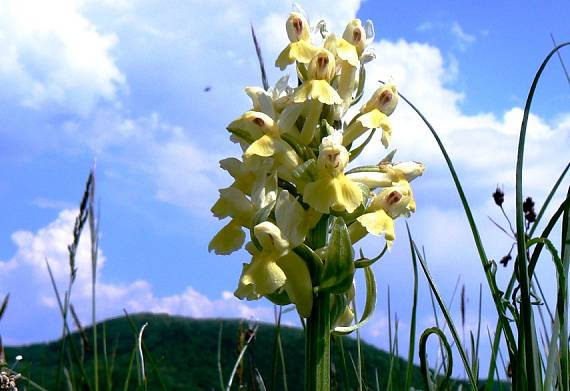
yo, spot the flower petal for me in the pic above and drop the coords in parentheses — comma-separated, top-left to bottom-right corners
(278, 252, 313, 317)
(356, 210, 395, 248)
(208, 219, 246, 255)
(303, 176, 363, 214)
(245, 135, 276, 158)
(245, 87, 276, 119)
(242, 255, 287, 295)
(335, 38, 359, 67)
(254, 221, 290, 255)
(275, 190, 307, 247)
(293, 80, 343, 105)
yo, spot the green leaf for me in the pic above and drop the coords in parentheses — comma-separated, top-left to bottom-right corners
(318, 217, 355, 294)
(348, 129, 376, 162)
(332, 266, 376, 335)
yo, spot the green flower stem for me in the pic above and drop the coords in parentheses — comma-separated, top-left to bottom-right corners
(305, 214, 331, 391)
(305, 291, 331, 391)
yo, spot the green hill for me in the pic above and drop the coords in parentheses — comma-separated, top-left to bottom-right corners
(3, 313, 504, 390)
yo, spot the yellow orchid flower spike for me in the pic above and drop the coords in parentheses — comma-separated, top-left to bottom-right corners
(293, 49, 343, 144)
(349, 179, 416, 249)
(342, 84, 398, 147)
(276, 12, 319, 70)
(303, 132, 364, 214)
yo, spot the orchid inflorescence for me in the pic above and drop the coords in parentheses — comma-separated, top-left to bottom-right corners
(209, 7, 424, 326)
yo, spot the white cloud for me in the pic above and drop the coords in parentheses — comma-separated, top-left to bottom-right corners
(354, 39, 570, 200)
(0, 0, 125, 114)
(451, 22, 476, 51)
(0, 209, 272, 344)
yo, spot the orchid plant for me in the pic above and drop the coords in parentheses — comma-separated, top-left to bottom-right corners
(209, 7, 424, 390)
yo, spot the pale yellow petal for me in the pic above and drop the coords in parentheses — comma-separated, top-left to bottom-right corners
(245, 135, 276, 158)
(208, 220, 246, 255)
(275, 190, 306, 247)
(276, 45, 293, 70)
(278, 252, 313, 317)
(358, 109, 390, 130)
(244, 255, 287, 295)
(303, 176, 363, 214)
(244, 87, 275, 118)
(234, 264, 261, 300)
(335, 38, 359, 67)
(272, 137, 303, 169)
(289, 40, 318, 64)
(381, 127, 392, 148)
(212, 187, 255, 224)
(293, 80, 343, 105)
(278, 103, 304, 134)
(303, 178, 336, 214)
(356, 209, 395, 248)
(332, 176, 364, 213)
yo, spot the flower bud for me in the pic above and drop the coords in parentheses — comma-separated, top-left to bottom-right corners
(342, 19, 366, 56)
(308, 49, 336, 81)
(380, 161, 426, 182)
(286, 12, 310, 42)
(361, 84, 398, 116)
(492, 186, 504, 206)
(317, 132, 349, 176)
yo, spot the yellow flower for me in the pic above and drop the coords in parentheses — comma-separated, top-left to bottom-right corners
(292, 49, 343, 144)
(361, 83, 399, 116)
(244, 75, 294, 120)
(349, 179, 416, 249)
(275, 12, 319, 70)
(342, 19, 367, 57)
(303, 132, 364, 213)
(209, 160, 278, 255)
(235, 221, 313, 317)
(208, 187, 255, 255)
(346, 161, 425, 189)
(229, 111, 302, 179)
(342, 84, 398, 147)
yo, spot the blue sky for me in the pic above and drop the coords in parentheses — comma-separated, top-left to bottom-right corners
(1, 0, 569, 377)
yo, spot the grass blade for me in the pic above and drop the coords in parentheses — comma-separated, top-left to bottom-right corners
(514, 42, 570, 389)
(404, 224, 419, 391)
(250, 24, 269, 91)
(419, 327, 453, 391)
(560, 185, 570, 390)
(226, 325, 258, 391)
(217, 323, 225, 391)
(390, 82, 518, 355)
(412, 239, 478, 390)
